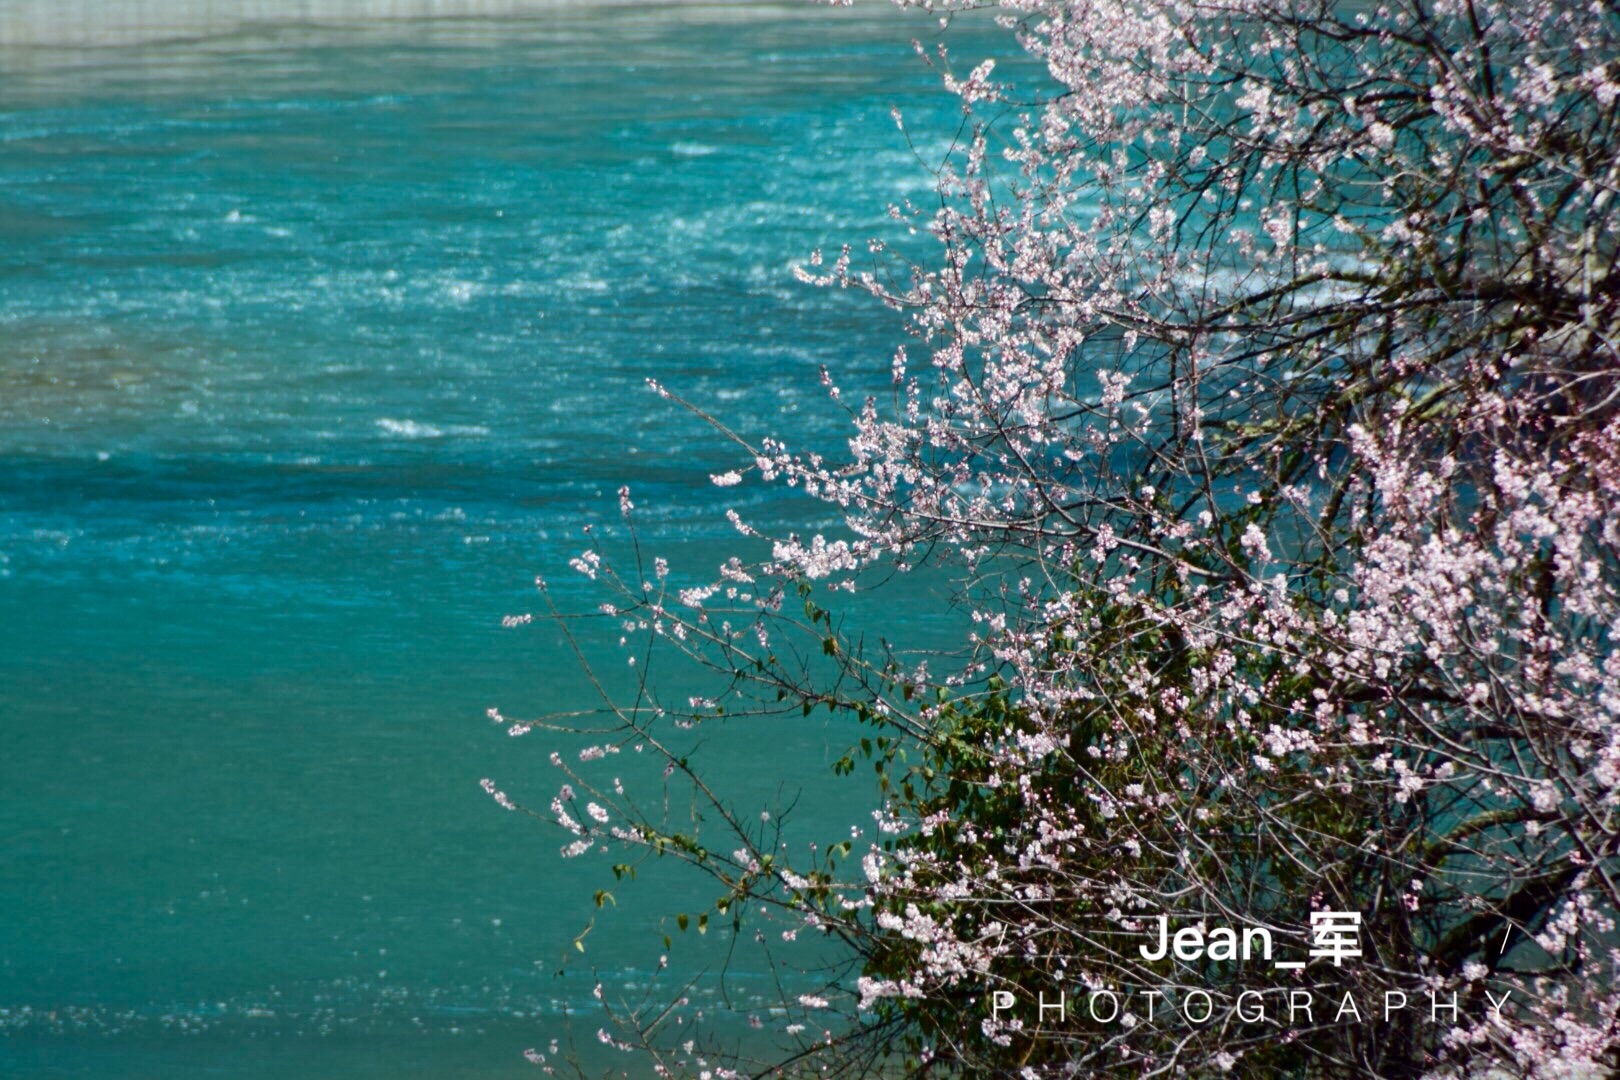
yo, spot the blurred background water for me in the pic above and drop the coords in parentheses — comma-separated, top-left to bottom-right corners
(0, 4, 987, 1075)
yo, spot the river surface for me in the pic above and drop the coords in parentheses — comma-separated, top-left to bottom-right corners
(0, 6, 985, 1075)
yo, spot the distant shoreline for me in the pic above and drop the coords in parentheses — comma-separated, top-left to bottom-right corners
(0, 0, 763, 49)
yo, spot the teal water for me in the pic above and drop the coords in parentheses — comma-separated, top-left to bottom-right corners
(0, 7, 975, 1075)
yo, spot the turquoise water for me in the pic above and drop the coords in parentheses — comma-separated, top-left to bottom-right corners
(0, 7, 977, 1075)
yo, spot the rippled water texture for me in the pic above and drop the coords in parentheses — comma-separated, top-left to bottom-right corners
(0, 6, 982, 1075)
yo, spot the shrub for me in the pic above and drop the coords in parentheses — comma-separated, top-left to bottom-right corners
(494, 1, 1620, 1075)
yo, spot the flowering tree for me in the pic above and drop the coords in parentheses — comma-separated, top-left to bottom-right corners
(487, 0, 1620, 1075)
